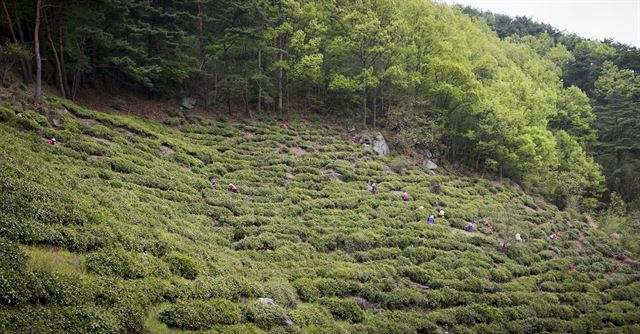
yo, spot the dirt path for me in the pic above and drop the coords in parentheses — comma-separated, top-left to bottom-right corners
(576, 230, 585, 250)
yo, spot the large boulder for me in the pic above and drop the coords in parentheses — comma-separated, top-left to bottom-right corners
(372, 132, 389, 155)
(422, 159, 438, 170)
(359, 132, 389, 155)
(257, 298, 277, 306)
(48, 107, 68, 128)
(180, 97, 197, 109)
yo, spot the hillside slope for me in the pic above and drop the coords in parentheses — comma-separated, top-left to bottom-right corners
(0, 96, 639, 333)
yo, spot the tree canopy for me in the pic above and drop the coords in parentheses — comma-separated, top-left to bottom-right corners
(4, 0, 639, 209)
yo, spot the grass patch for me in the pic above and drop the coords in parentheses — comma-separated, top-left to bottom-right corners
(23, 245, 83, 274)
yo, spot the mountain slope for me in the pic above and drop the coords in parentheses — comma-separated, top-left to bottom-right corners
(0, 96, 639, 333)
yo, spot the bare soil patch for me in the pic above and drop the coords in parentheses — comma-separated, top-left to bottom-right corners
(320, 167, 343, 182)
(80, 134, 110, 144)
(290, 146, 309, 156)
(115, 127, 135, 138)
(77, 118, 100, 126)
(576, 230, 586, 250)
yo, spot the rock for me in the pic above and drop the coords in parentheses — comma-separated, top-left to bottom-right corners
(256, 297, 293, 325)
(347, 124, 356, 133)
(424, 149, 434, 159)
(257, 297, 277, 306)
(422, 159, 438, 170)
(359, 132, 389, 155)
(49, 108, 68, 128)
(159, 144, 174, 156)
(359, 136, 372, 150)
(371, 132, 389, 156)
(611, 233, 621, 240)
(180, 97, 196, 109)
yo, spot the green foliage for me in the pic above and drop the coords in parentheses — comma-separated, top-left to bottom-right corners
(263, 278, 299, 308)
(163, 253, 200, 280)
(159, 299, 242, 330)
(245, 301, 288, 329)
(0, 305, 124, 334)
(289, 303, 333, 329)
(85, 249, 170, 279)
(0, 238, 26, 271)
(320, 297, 365, 323)
(0, 85, 638, 334)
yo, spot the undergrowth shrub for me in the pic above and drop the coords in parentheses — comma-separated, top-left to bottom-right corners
(85, 249, 170, 279)
(163, 252, 200, 279)
(244, 301, 288, 329)
(320, 297, 364, 323)
(289, 303, 333, 328)
(159, 298, 242, 330)
(263, 279, 299, 308)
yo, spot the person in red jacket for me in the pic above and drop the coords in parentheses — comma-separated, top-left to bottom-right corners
(228, 183, 237, 193)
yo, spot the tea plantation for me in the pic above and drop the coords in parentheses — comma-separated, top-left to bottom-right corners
(0, 98, 639, 333)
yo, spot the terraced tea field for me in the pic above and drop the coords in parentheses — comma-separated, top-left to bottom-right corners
(0, 98, 638, 333)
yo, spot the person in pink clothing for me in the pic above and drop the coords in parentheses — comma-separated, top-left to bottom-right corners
(47, 138, 57, 145)
(402, 192, 410, 201)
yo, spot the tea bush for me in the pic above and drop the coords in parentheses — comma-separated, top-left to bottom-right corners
(245, 301, 288, 329)
(159, 298, 242, 329)
(320, 297, 365, 323)
(0, 99, 637, 333)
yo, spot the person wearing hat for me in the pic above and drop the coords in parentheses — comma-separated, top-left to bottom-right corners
(402, 192, 410, 201)
(47, 138, 57, 145)
(228, 183, 237, 193)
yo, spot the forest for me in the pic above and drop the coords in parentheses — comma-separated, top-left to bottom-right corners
(1, 0, 639, 237)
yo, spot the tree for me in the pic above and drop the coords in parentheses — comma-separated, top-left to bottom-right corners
(0, 41, 31, 86)
(593, 62, 640, 203)
(34, 0, 42, 107)
(551, 86, 597, 149)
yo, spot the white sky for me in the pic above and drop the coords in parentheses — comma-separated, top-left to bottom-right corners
(439, 0, 640, 47)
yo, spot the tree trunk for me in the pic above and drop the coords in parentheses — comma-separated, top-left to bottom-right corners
(34, 0, 43, 107)
(278, 42, 283, 116)
(373, 93, 377, 129)
(13, 0, 32, 82)
(380, 85, 384, 119)
(2, 60, 16, 86)
(59, 26, 71, 97)
(70, 34, 86, 100)
(2, 0, 29, 83)
(44, 10, 66, 98)
(362, 84, 367, 128)
(197, 3, 205, 70)
(257, 48, 262, 113)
